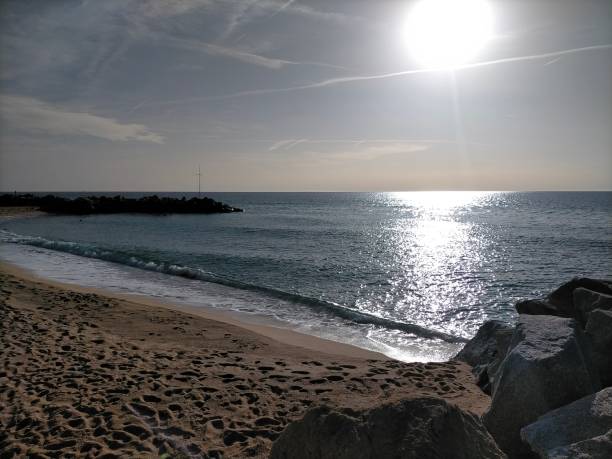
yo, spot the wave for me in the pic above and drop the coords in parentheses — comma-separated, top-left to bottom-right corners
(0, 230, 467, 344)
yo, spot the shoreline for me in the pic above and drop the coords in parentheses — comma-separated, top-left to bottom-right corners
(0, 260, 489, 458)
(0, 202, 385, 360)
(1, 206, 464, 361)
(0, 260, 384, 360)
(0, 206, 46, 220)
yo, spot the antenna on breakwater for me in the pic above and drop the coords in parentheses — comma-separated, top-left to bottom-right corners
(196, 165, 201, 198)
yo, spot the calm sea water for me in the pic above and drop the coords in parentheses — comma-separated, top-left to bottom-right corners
(1, 192, 611, 361)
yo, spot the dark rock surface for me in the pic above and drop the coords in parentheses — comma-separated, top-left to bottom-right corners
(269, 398, 506, 459)
(574, 288, 612, 325)
(545, 430, 612, 459)
(454, 320, 513, 394)
(515, 298, 561, 317)
(486, 328, 514, 386)
(548, 278, 612, 312)
(0, 193, 243, 215)
(454, 278, 612, 458)
(484, 315, 600, 458)
(455, 320, 512, 368)
(516, 278, 612, 320)
(586, 308, 612, 387)
(521, 388, 612, 458)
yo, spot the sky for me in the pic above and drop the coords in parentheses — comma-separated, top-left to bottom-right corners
(0, 0, 611, 191)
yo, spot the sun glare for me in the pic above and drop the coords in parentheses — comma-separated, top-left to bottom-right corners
(406, 0, 493, 69)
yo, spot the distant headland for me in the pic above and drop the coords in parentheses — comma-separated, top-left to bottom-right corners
(0, 193, 243, 215)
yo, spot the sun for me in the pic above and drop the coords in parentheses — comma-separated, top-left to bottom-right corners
(406, 0, 493, 69)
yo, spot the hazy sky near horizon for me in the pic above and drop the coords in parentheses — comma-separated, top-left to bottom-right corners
(1, 0, 611, 191)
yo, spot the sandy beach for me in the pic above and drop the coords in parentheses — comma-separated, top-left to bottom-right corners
(0, 207, 45, 220)
(0, 261, 489, 458)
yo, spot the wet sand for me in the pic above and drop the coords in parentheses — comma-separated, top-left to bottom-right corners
(0, 207, 45, 220)
(0, 263, 489, 458)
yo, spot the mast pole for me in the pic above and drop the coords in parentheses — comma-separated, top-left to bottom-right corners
(197, 165, 201, 198)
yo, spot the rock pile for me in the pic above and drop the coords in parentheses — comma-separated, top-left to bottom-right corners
(456, 277, 612, 458)
(521, 388, 612, 459)
(269, 398, 505, 459)
(270, 277, 611, 459)
(0, 193, 243, 214)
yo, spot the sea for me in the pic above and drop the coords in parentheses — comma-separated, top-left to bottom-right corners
(1, 191, 611, 362)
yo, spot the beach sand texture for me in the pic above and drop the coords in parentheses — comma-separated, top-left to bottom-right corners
(0, 265, 489, 458)
(0, 207, 44, 220)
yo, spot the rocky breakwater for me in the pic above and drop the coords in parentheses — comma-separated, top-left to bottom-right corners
(456, 277, 612, 458)
(0, 193, 243, 215)
(268, 277, 611, 459)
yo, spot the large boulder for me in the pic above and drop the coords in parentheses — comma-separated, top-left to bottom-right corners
(548, 278, 612, 311)
(455, 320, 512, 368)
(484, 315, 601, 458)
(485, 328, 515, 392)
(574, 288, 612, 325)
(516, 278, 612, 320)
(454, 320, 513, 393)
(546, 430, 612, 459)
(521, 388, 612, 458)
(270, 398, 506, 459)
(515, 299, 561, 317)
(585, 308, 612, 387)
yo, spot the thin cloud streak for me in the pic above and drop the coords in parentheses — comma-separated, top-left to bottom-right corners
(218, 0, 353, 41)
(199, 41, 293, 69)
(268, 138, 490, 147)
(218, 0, 258, 41)
(0, 95, 164, 143)
(295, 142, 432, 163)
(156, 35, 345, 70)
(268, 138, 307, 150)
(139, 43, 612, 108)
(269, 0, 296, 19)
(200, 42, 346, 70)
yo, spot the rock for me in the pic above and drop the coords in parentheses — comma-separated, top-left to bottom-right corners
(454, 320, 513, 394)
(574, 288, 612, 325)
(515, 299, 562, 317)
(455, 320, 513, 368)
(548, 278, 612, 312)
(521, 388, 612, 458)
(547, 430, 612, 459)
(586, 308, 612, 387)
(484, 315, 601, 458)
(485, 328, 515, 393)
(516, 278, 612, 320)
(270, 398, 506, 459)
(0, 193, 243, 215)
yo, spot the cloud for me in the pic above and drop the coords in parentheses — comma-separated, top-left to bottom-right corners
(268, 138, 308, 150)
(139, 43, 612, 107)
(0, 95, 164, 143)
(290, 43, 612, 90)
(125, 16, 345, 70)
(158, 34, 344, 70)
(218, 0, 354, 39)
(132, 0, 352, 24)
(133, 0, 215, 18)
(268, 0, 296, 19)
(170, 38, 293, 69)
(264, 140, 432, 161)
(322, 142, 431, 161)
(218, 0, 260, 41)
(0, 0, 344, 95)
(265, 0, 354, 24)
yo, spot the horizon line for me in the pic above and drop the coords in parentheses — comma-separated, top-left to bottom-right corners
(3, 190, 612, 194)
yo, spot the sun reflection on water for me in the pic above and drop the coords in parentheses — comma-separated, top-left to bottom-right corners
(357, 191, 500, 341)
